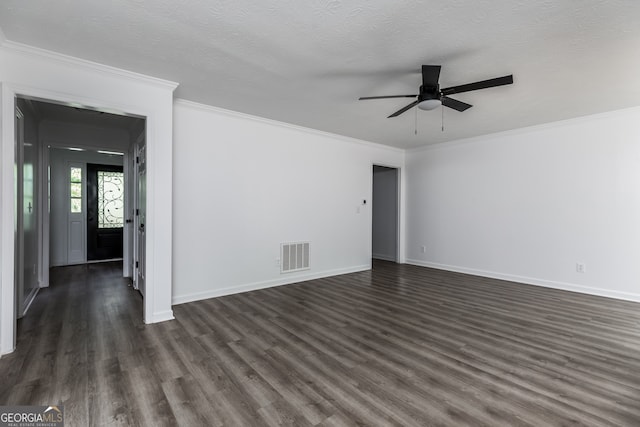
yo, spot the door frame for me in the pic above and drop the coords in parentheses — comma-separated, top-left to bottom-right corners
(1, 82, 173, 356)
(371, 163, 404, 264)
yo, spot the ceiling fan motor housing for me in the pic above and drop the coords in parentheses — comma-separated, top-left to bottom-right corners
(419, 85, 440, 102)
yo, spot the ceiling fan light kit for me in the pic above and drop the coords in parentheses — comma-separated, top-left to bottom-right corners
(418, 99, 441, 110)
(359, 65, 513, 118)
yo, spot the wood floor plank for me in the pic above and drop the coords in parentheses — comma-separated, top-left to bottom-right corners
(1, 260, 640, 426)
(287, 281, 639, 423)
(86, 357, 134, 426)
(160, 374, 223, 427)
(121, 363, 177, 427)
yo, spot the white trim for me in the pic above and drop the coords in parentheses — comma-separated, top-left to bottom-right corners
(1, 41, 178, 91)
(174, 99, 404, 154)
(372, 254, 396, 262)
(408, 105, 640, 153)
(21, 287, 38, 317)
(0, 84, 17, 355)
(172, 264, 370, 306)
(50, 259, 123, 266)
(6, 84, 150, 124)
(86, 258, 123, 264)
(406, 259, 640, 303)
(148, 310, 174, 324)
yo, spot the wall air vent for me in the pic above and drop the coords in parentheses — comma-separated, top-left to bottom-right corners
(281, 242, 310, 273)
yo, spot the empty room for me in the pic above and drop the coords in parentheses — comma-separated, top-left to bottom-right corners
(1, 1, 639, 426)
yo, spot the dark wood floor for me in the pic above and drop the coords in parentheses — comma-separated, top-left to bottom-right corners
(1, 261, 640, 426)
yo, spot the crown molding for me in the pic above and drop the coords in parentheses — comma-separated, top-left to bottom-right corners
(1, 40, 179, 91)
(174, 98, 404, 154)
(408, 105, 640, 154)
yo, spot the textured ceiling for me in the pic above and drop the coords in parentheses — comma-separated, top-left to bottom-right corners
(1, 0, 639, 148)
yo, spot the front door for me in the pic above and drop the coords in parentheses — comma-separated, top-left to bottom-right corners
(86, 163, 124, 261)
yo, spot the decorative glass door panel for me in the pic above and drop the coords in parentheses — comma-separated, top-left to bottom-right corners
(87, 164, 124, 261)
(97, 171, 124, 228)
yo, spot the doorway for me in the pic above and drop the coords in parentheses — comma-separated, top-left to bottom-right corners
(372, 165, 399, 262)
(13, 98, 143, 328)
(49, 147, 126, 268)
(2, 75, 175, 356)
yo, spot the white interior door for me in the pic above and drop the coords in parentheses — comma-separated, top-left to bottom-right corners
(21, 112, 38, 310)
(15, 103, 39, 318)
(125, 144, 136, 280)
(14, 106, 24, 317)
(136, 145, 146, 296)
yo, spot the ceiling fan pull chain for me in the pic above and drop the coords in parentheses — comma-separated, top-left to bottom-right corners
(415, 106, 418, 135)
(441, 105, 445, 132)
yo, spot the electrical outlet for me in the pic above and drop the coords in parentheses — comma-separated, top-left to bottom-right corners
(421, 246, 426, 253)
(576, 263, 586, 273)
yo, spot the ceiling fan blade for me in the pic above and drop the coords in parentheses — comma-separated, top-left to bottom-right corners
(442, 96, 472, 112)
(388, 100, 420, 118)
(441, 75, 513, 95)
(422, 65, 441, 88)
(359, 95, 417, 100)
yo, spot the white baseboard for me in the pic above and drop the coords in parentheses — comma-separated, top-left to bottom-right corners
(86, 258, 123, 264)
(372, 253, 397, 262)
(0, 345, 15, 357)
(147, 310, 175, 324)
(172, 264, 371, 305)
(406, 259, 640, 303)
(21, 287, 39, 317)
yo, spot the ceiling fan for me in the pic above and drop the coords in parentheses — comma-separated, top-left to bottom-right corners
(359, 65, 513, 118)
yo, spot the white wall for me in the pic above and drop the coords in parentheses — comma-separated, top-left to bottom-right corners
(406, 107, 640, 302)
(1, 41, 177, 354)
(372, 166, 398, 261)
(49, 148, 123, 266)
(172, 100, 405, 304)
